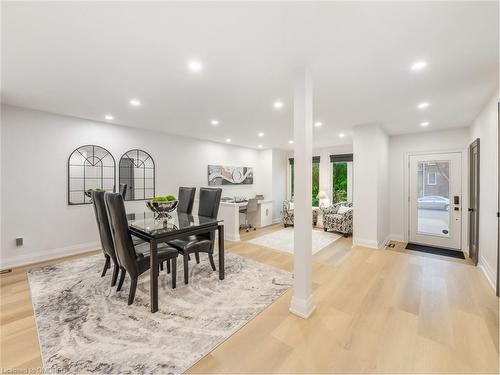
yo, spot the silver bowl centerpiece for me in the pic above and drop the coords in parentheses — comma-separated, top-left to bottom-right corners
(146, 195, 178, 221)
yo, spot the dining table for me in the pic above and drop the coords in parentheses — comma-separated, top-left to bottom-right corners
(127, 211, 224, 313)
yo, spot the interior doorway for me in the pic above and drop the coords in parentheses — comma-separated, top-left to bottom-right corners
(469, 139, 480, 265)
(408, 152, 462, 251)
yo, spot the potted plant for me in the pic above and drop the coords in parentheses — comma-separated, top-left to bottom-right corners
(146, 195, 178, 220)
(84, 188, 102, 202)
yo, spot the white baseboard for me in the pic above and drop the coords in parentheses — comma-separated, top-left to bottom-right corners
(378, 234, 392, 249)
(289, 294, 316, 319)
(389, 234, 405, 242)
(0, 241, 101, 270)
(478, 255, 496, 291)
(272, 218, 282, 225)
(352, 237, 380, 249)
(224, 232, 240, 242)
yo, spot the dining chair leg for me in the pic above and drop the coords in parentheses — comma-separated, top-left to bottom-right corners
(208, 253, 217, 271)
(183, 253, 189, 284)
(195, 252, 200, 264)
(171, 258, 177, 289)
(160, 262, 164, 271)
(101, 255, 110, 277)
(116, 268, 126, 291)
(111, 263, 119, 286)
(128, 278, 138, 305)
(166, 259, 171, 274)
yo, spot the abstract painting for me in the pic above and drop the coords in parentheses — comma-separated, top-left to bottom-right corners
(208, 165, 253, 185)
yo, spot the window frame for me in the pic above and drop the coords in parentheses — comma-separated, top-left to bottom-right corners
(288, 156, 320, 206)
(330, 153, 354, 204)
(427, 171, 437, 185)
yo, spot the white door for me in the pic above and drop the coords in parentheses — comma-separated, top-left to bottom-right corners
(409, 152, 462, 250)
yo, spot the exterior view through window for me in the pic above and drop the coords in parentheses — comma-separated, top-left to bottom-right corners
(289, 157, 320, 206)
(330, 154, 353, 203)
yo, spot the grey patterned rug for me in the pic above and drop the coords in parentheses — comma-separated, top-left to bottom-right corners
(28, 252, 292, 374)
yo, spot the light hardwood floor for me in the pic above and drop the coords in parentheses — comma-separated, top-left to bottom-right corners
(1, 224, 498, 373)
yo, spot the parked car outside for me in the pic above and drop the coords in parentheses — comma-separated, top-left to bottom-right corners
(417, 195, 450, 211)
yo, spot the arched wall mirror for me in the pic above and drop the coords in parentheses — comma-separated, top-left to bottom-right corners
(68, 145, 116, 205)
(119, 149, 155, 201)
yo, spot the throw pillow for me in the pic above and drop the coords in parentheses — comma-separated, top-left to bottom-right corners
(337, 205, 352, 214)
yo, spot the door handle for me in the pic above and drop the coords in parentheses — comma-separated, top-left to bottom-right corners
(468, 208, 473, 212)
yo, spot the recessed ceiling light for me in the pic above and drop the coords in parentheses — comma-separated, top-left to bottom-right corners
(104, 115, 114, 120)
(211, 119, 219, 126)
(420, 121, 430, 127)
(258, 132, 264, 137)
(417, 102, 430, 109)
(225, 138, 231, 143)
(314, 121, 323, 127)
(411, 60, 428, 71)
(188, 60, 203, 72)
(129, 99, 141, 107)
(288, 140, 294, 144)
(258, 145, 263, 149)
(339, 133, 345, 138)
(273, 101, 284, 109)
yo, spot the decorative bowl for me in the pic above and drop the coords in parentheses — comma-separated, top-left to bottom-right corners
(146, 200, 178, 220)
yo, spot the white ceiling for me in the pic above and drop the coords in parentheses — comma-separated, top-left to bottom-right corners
(2, 1, 498, 149)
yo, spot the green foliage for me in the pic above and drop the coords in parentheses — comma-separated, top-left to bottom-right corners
(332, 162, 348, 203)
(312, 162, 319, 206)
(85, 188, 102, 192)
(290, 161, 320, 206)
(152, 195, 176, 202)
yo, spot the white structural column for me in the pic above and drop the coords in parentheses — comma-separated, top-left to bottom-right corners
(289, 67, 316, 319)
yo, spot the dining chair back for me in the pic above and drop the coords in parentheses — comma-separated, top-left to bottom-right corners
(198, 187, 222, 219)
(119, 183, 127, 199)
(177, 187, 196, 214)
(92, 191, 120, 285)
(104, 192, 140, 279)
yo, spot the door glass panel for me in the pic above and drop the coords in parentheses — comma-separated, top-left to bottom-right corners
(417, 161, 450, 236)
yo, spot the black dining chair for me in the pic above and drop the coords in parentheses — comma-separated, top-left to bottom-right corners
(104, 192, 179, 305)
(177, 186, 196, 214)
(169, 187, 222, 284)
(119, 183, 127, 199)
(92, 191, 120, 286)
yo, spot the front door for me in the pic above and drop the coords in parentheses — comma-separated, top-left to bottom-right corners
(469, 139, 480, 265)
(409, 152, 462, 250)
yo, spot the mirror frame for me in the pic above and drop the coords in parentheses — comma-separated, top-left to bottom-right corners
(119, 149, 155, 201)
(67, 144, 116, 205)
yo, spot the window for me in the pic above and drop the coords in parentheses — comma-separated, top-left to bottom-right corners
(427, 171, 437, 185)
(288, 156, 320, 206)
(330, 154, 353, 203)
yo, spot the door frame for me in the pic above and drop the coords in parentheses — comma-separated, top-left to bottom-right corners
(469, 138, 480, 265)
(403, 149, 469, 253)
(497, 102, 499, 297)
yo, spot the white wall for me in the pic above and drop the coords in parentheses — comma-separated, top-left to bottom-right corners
(469, 90, 498, 289)
(388, 128, 470, 248)
(271, 149, 287, 222)
(352, 124, 389, 248)
(0, 105, 273, 268)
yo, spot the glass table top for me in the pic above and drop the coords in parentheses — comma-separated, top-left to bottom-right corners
(127, 211, 222, 237)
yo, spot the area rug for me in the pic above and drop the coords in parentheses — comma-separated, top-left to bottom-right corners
(248, 227, 341, 255)
(28, 252, 292, 374)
